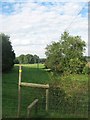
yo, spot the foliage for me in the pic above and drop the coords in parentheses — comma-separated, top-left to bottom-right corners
(16, 54, 46, 64)
(14, 58, 19, 64)
(40, 58, 46, 64)
(82, 66, 90, 74)
(49, 72, 88, 116)
(45, 31, 86, 74)
(1, 33, 15, 72)
(17, 54, 40, 64)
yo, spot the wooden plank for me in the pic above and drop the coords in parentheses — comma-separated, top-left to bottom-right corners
(27, 99, 38, 109)
(27, 99, 38, 118)
(46, 89, 49, 111)
(20, 82, 49, 89)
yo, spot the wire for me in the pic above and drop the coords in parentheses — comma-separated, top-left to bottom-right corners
(65, 3, 87, 31)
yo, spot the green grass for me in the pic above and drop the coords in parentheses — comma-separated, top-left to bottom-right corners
(2, 66, 18, 118)
(2, 64, 50, 118)
(2, 64, 88, 118)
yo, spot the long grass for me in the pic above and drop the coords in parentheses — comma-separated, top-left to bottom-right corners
(2, 64, 88, 118)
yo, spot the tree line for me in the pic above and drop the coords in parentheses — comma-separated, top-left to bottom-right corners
(1, 32, 90, 74)
(15, 54, 46, 64)
(1, 33, 46, 72)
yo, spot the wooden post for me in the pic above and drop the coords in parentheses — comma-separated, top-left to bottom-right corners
(35, 101, 38, 114)
(27, 99, 38, 118)
(19, 65, 22, 86)
(46, 88, 49, 111)
(27, 108, 30, 118)
(17, 65, 22, 117)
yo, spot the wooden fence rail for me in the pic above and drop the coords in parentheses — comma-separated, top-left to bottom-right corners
(20, 82, 49, 89)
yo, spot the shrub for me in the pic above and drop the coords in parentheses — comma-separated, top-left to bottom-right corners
(82, 66, 90, 74)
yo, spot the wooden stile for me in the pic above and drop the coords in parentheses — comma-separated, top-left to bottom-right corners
(17, 65, 49, 117)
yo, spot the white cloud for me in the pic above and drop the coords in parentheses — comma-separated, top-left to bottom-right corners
(0, 0, 89, 3)
(1, 1, 88, 57)
(26, 0, 89, 2)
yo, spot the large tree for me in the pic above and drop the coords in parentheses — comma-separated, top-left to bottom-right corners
(1, 33, 15, 72)
(45, 31, 86, 74)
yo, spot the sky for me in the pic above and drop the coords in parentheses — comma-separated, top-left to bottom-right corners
(0, 0, 89, 58)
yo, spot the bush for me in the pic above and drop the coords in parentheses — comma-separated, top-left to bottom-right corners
(82, 66, 90, 74)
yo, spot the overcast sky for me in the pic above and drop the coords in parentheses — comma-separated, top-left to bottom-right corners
(0, 0, 89, 58)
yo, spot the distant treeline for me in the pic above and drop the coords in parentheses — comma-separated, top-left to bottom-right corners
(15, 54, 46, 64)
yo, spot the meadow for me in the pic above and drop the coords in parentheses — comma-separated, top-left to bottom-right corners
(2, 64, 88, 118)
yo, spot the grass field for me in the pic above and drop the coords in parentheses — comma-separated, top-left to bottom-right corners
(2, 64, 88, 118)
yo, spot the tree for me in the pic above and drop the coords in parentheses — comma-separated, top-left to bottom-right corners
(40, 58, 46, 64)
(17, 54, 25, 64)
(17, 54, 40, 64)
(27, 54, 34, 64)
(14, 58, 19, 64)
(1, 33, 15, 72)
(45, 31, 86, 74)
(25, 54, 32, 63)
(33, 55, 39, 63)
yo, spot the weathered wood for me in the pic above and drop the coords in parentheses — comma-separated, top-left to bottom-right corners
(19, 65, 22, 85)
(20, 82, 49, 89)
(17, 65, 22, 117)
(35, 101, 38, 114)
(46, 89, 49, 111)
(27, 99, 38, 109)
(27, 99, 38, 118)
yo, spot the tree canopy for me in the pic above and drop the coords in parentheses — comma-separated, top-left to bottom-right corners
(15, 54, 46, 64)
(45, 31, 86, 74)
(1, 33, 15, 72)
(16, 54, 40, 64)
